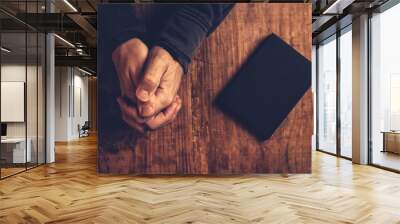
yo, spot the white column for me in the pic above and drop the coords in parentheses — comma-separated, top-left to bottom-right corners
(352, 14, 369, 164)
(46, 1, 55, 163)
(312, 45, 317, 151)
(46, 33, 55, 163)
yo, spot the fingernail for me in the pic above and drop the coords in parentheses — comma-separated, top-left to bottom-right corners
(142, 105, 154, 116)
(137, 88, 149, 100)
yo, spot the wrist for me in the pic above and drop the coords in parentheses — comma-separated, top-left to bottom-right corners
(153, 45, 184, 74)
(113, 38, 148, 65)
(156, 41, 189, 74)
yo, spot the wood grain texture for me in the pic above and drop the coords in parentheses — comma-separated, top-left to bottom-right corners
(2, 136, 400, 223)
(98, 3, 312, 174)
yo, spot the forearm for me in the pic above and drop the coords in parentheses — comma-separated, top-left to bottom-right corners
(156, 4, 234, 73)
(104, 5, 148, 52)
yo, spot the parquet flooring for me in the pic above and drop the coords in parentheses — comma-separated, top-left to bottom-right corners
(1, 134, 400, 223)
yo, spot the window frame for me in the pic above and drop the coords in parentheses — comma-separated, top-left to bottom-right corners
(315, 24, 353, 160)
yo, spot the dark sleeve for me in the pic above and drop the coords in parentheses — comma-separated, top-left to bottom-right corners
(156, 4, 234, 73)
(106, 5, 148, 52)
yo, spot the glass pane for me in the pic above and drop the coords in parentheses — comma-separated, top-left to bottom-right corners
(318, 36, 337, 154)
(339, 28, 352, 158)
(371, 3, 400, 171)
(27, 31, 38, 169)
(0, 1, 46, 178)
(1, 30, 27, 177)
(26, 0, 39, 169)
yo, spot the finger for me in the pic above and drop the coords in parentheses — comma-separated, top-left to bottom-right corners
(139, 63, 183, 117)
(112, 47, 135, 99)
(120, 108, 145, 133)
(122, 115, 145, 133)
(122, 95, 137, 108)
(118, 68, 136, 100)
(129, 62, 143, 87)
(146, 100, 178, 130)
(146, 96, 182, 130)
(136, 52, 167, 102)
(117, 97, 147, 124)
(138, 88, 174, 118)
(117, 98, 146, 133)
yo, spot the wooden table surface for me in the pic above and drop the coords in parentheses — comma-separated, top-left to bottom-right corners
(98, 3, 312, 174)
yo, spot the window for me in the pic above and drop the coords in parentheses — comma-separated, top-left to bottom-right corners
(370, 2, 400, 171)
(339, 27, 352, 158)
(317, 35, 337, 154)
(0, 1, 47, 179)
(316, 25, 353, 158)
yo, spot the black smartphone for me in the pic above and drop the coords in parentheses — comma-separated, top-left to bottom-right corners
(214, 33, 311, 141)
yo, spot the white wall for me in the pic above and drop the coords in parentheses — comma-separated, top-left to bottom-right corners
(1, 65, 26, 139)
(72, 73, 89, 138)
(54, 66, 89, 141)
(1, 66, 25, 164)
(1, 63, 46, 163)
(1, 64, 41, 137)
(55, 66, 69, 141)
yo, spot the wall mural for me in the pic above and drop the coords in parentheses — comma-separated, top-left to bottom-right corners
(98, 3, 312, 174)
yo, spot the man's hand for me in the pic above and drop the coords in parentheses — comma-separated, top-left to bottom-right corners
(145, 95, 182, 130)
(113, 40, 183, 132)
(136, 46, 183, 119)
(112, 38, 148, 101)
(117, 95, 182, 132)
(112, 38, 148, 132)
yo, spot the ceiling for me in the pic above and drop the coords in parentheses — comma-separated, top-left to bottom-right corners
(0, 0, 393, 73)
(312, 0, 390, 43)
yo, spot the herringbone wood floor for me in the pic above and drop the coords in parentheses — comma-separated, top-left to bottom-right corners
(1, 135, 400, 224)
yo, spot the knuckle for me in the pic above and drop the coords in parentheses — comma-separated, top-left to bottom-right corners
(143, 75, 158, 87)
(153, 46, 170, 60)
(163, 94, 174, 106)
(137, 48, 148, 61)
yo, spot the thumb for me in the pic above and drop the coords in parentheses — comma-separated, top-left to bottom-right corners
(136, 54, 167, 102)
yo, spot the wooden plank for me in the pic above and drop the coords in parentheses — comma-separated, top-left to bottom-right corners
(3, 137, 400, 223)
(98, 3, 312, 174)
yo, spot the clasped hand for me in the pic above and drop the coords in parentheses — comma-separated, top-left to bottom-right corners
(112, 38, 183, 132)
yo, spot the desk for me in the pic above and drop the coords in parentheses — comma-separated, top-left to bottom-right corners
(1, 138, 31, 163)
(382, 131, 400, 154)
